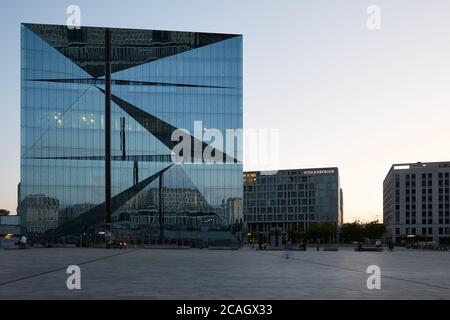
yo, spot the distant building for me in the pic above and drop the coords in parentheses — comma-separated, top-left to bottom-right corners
(0, 215, 21, 248)
(383, 161, 450, 244)
(114, 187, 224, 230)
(243, 168, 343, 244)
(127, 208, 221, 230)
(0, 215, 21, 237)
(20, 195, 59, 234)
(121, 187, 220, 215)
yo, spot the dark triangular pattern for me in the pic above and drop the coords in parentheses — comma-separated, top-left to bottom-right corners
(29, 78, 234, 89)
(24, 23, 239, 78)
(96, 87, 238, 163)
(47, 164, 173, 238)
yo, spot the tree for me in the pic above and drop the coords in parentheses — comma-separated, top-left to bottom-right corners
(319, 221, 337, 243)
(339, 222, 364, 243)
(305, 222, 337, 244)
(363, 221, 386, 240)
(288, 224, 305, 244)
(0, 209, 10, 216)
(305, 223, 319, 242)
(339, 220, 387, 243)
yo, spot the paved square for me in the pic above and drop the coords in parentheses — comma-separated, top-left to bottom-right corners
(0, 247, 449, 299)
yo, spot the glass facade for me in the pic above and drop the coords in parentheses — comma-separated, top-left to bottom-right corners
(20, 24, 243, 244)
(243, 168, 343, 244)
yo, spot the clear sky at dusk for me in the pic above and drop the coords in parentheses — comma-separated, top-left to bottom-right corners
(1, 0, 450, 222)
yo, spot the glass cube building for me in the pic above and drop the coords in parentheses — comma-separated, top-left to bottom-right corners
(20, 23, 243, 244)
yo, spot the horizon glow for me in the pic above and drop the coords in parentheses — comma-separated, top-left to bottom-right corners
(1, 0, 450, 223)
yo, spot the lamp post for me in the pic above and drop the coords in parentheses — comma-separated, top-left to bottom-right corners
(104, 28, 112, 247)
(159, 171, 164, 244)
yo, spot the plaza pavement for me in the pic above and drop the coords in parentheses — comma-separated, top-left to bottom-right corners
(0, 247, 449, 299)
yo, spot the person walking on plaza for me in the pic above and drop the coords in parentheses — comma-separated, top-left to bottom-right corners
(19, 235, 27, 249)
(375, 240, 382, 251)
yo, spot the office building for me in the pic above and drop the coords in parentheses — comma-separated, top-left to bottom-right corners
(243, 168, 343, 244)
(383, 161, 450, 243)
(0, 215, 21, 248)
(20, 23, 243, 243)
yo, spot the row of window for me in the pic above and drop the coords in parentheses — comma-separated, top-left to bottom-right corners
(404, 180, 450, 187)
(396, 227, 450, 235)
(245, 213, 317, 222)
(405, 218, 450, 225)
(245, 198, 316, 206)
(255, 175, 337, 184)
(245, 183, 316, 192)
(398, 204, 450, 211)
(401, 188, 450, 195)
(402, 195, 450, 203)
(245, 206, 317, 214)
(402, 172, 450, 179)
(245, 191, 319, 200)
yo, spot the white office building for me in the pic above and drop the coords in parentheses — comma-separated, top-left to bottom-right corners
(383, 161, 450, 244)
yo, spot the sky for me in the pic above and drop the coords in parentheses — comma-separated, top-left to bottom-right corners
(1, 0, 450, 222)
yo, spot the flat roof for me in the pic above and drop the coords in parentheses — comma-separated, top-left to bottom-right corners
(389, 161, 450, 172)
(384, 161, 450, 182)
(244, 167, 338, 175)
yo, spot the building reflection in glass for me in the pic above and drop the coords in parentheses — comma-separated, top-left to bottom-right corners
(20, 24, 243, 245)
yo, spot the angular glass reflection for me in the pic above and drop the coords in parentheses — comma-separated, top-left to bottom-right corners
(20, 24, 243, 245)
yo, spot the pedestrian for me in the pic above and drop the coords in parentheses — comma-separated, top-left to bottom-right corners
(375, 240, 383, 251)
(20, 235, 27, 249)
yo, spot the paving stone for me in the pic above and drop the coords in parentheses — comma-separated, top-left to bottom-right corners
(0, 247, 449, 299)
